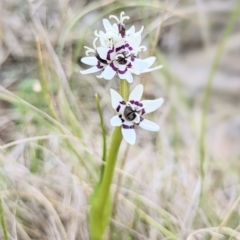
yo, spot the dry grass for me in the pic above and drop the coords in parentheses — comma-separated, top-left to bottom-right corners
(0, 0, 240, 239)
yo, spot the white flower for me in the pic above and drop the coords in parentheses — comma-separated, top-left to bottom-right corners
(95, 40, 158, 83)
(81, 39, 162, 83)
(110, 84, 164, 145)
(80, 12, 163, 81)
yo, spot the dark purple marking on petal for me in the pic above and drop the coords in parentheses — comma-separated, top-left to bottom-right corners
(129, 100, 143, 107)
(125, 44, 132, 51)
(125, 44, 133, 51)
(95, 53, 108, 65)
(119, 114, 125, 122)
(116, 45, 125, 52)
(127, 63, 132, 68)
(120, 101, 126, 105)
(110, 62, 118, 72)
(131, 55, 135, 61)
(141, 108, 145, 115)
(116, 43, 133, 52)
(123, 124, 134, 129)
(116, 105, 120, 112)
(118, 67, 128, 74)
(107, 47, 115, 61)
(96, 61, 104, 69)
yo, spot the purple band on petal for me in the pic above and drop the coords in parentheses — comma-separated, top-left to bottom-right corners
(131, 55, 135, 61)
(119, 115, 125, 122)
(141, 108, 145, 115)
(116, 43, 133, 52)
(129, 100, 143, 107)
(123, 124, 134, 129)
(116, 105, 120, 112)
(118, 67, 128, 74)
(125, 43, 133, 51)
(97, 61, 104, 69)
(110, 62, 118, 72)
(127, 63, 132, 68)
(107, 47, 115, 61)
(120, 101, 126, 105)
(116, 45, 125, 52)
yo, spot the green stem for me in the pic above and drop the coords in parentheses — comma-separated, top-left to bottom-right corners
(98, 80, 129, 207)
(90, 80, 129, 240)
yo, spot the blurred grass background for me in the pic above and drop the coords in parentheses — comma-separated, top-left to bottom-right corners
(0, 0, 240, 239)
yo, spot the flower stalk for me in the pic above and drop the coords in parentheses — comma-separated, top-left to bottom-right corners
(90, 80, 129, 240)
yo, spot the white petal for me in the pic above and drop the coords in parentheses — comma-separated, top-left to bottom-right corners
(126, 25, 135, 35)
(142, 56, 156, 68)
(110, 115, 122, 126)
(139, 119, 159, 131)
(110, 89, 124, 109)
(129, 84, 143, 101)
(101, 64, 116, 80)
(132, 58, 149, 71)
(131, 35, 142, 49)
(141, 65, 163, 73)
(80, 66, 102, 74)
(99, 32, 107, 47)
(97, 47, 110, 60)
(118, 71, 133, 83)
(135, 26, 144, 36)
(141, 98, 164, 114)
(112, 23, 119, 34)
(81, 57, 98, 65)
(121, 123, 136, 145)
(103, 19, 112, 31)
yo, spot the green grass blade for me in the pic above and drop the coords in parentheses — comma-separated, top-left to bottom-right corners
(0, 198, 9, 240)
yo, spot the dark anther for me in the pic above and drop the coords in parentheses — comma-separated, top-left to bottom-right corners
(95, 52, 108, 65)
(118, 23, 126, 38)
(117, 56, 127, 65)
(124, 106, 140, 121)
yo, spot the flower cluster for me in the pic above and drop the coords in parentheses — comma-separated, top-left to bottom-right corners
(80, 12, 164, 145)
(80, 12, 162, 83)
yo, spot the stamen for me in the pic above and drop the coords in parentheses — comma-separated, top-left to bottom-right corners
(93, 37, 98, 49)
(96, 74, 104, 78)
(141, 65, 163, 73)
(128, 68, 141, 75)
(120, 12, 130, 22)
(109, 15, 120, 22)
(94, 30, 100, 37)
(84, 46, 95, 56)
(138, 46, 147, 52)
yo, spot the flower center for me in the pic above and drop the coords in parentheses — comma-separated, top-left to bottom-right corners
(116, 51, 131, 65)
(124, 106, 140, 121)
